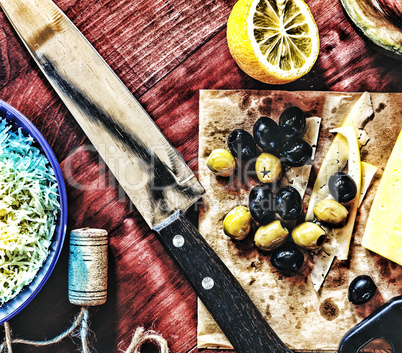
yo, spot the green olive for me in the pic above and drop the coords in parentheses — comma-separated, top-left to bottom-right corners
(255, 153, 282, 183)
(292, 222, 326, 249)
(313, 199, 349, 227)
(254, 220, 288, 251)
(223, 206, 252, 240)
(207, 149, 236, 177)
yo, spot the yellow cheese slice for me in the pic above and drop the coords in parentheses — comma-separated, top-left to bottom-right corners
(329, 126, 361, 260)
(310, 245, 336, 292)
(310, 161, 377, 291)
(306, 92, 373, 220)
(308, 92, 375, 291)
(359, 162, 377, 207)
(305, 116, 322, 160)
(342, 91, 373, 128)
(362, 129, 402, 265)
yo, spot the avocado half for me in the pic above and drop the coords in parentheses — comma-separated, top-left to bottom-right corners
(339, 0, 402, 60)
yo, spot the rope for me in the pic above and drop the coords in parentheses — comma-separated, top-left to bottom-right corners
(3, 323, 12, 353)
(0, 308, 169, 353)
(80, 308, 89, 353)
(124, 327, 169, 353)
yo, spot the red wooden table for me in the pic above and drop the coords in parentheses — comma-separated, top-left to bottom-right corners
(0, 0, 401, 352)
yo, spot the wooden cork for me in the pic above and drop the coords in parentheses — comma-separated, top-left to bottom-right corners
(68, 228, 108, 306)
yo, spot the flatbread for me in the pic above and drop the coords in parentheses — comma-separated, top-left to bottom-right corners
(197, 90, 402, 351)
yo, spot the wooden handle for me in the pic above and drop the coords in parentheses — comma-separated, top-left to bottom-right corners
(155, 211, 292, 353)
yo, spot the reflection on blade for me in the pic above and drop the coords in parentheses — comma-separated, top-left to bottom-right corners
(0, 0, 204, 229)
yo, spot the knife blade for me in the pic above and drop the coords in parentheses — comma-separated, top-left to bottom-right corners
(0, 1, 293, 352)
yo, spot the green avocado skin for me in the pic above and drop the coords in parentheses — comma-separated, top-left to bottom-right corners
(340, 0, 402, 60)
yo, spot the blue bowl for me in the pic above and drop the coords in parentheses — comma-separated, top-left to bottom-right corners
(0, 99, 68, 324)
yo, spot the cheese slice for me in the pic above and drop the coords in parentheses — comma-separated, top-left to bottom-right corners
(329, 127, 361, 260)
(359, 162, 377, 207)
(306, 92, 373, 220)
(362, 129, 402, 265)
(310, 245, 336, 292)
(307, 92, 375, 291)
(304, 116, 322, 160)
(311, 161, 377, 291)
(311, 126, 362, 288)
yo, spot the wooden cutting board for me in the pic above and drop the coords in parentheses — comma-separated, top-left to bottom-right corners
(197, 90, 402, 351)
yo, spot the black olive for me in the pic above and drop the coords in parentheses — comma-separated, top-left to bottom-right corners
(280, 137, 312, 166)
(249, 185, 276, 225)
(329, 172, 357, 203)
(228, 129, 257, 161)
(270, 244, 304, 275)
(253, 117, 281, 153)
(279, 106, 306, 138)
(276, 185, 302, 220)
(348, 275, 377, 305)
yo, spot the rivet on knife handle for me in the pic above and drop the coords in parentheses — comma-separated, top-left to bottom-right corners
(0, 0, 292, 351)
(156, 212, 293, 353)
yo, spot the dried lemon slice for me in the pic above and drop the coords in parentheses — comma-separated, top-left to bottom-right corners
(227, 0, 320, 84)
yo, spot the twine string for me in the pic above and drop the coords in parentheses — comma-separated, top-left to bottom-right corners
(80, 308, 89, 353)
(124, 327, 169, 353)
(1, 308, 168, 353)
(3, 323, 12, 353)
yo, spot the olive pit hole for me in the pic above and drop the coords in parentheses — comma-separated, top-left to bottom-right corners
(316, 235, 325, 247)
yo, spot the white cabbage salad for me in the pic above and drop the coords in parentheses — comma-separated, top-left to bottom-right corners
(0, 118, 59, 305)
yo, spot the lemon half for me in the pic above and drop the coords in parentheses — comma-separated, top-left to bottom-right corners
(227, 0, 320, 84)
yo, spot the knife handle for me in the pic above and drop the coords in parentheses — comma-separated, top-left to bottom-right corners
(338, 295, 402, 352)
(155, 211, 292, 353)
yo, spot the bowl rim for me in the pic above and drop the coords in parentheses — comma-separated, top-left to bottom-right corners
(0, 99, 68, 324)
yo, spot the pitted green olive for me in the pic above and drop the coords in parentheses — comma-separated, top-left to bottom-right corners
(223, 206, 252, 240)
(255, 153, 282, 183)
(207, 149, 236, 177)
(254, 220, 288, 251)
(292, 222, 326, 249)
(313, 199, 349, 227)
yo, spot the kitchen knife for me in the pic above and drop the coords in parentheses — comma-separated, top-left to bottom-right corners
(0, 1, 293, 352)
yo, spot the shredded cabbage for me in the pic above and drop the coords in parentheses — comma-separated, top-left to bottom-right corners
(0, 118, 59, 305)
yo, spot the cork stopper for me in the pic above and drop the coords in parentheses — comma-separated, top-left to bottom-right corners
(68, 228, 108, 306)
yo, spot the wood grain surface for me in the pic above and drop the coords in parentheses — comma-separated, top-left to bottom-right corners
(0, 0, 401, 352)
